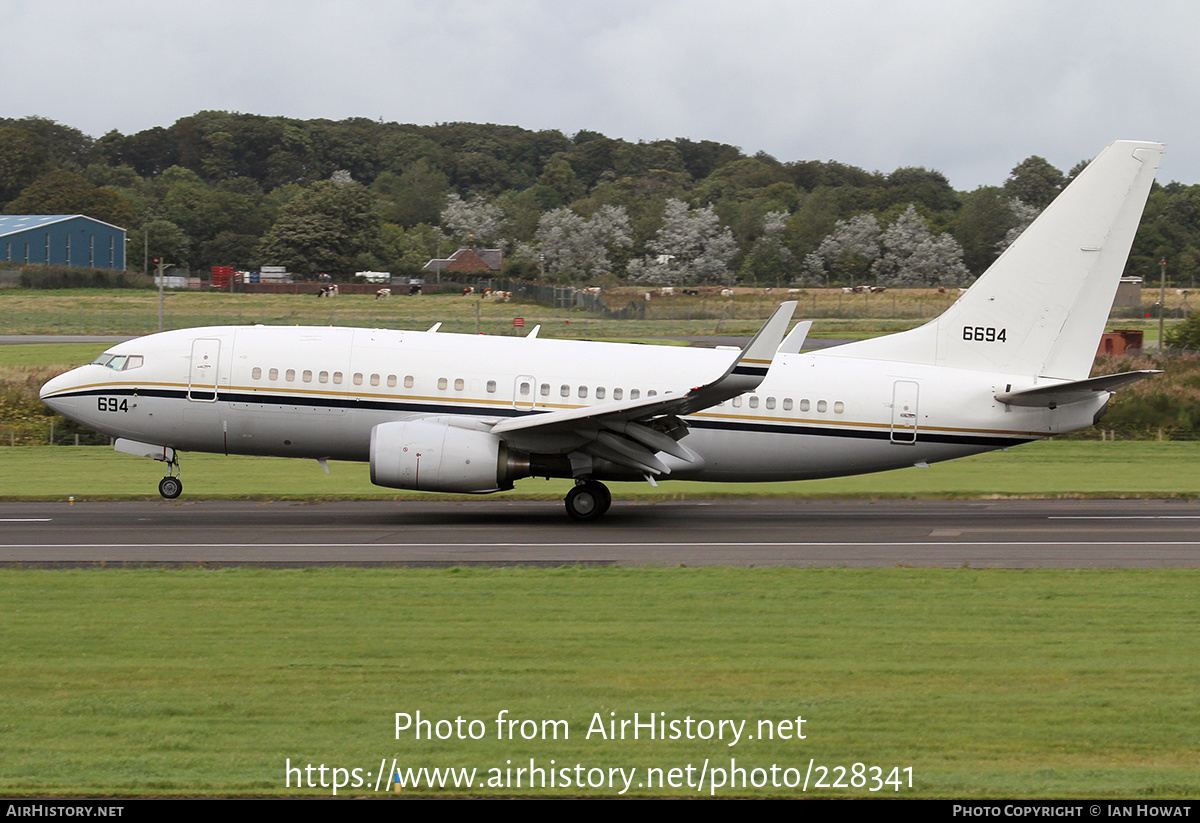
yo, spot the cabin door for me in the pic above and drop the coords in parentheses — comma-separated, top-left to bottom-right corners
(890, 380, 919, 444)
(513, 375, 537, 411)
(188, 338, 221, 402)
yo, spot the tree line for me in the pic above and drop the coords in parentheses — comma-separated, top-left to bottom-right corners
(1, 112, 1196, 287)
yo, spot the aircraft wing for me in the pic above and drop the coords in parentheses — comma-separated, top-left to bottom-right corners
(994, 370, 1160, 408)
(488, 301, 797, 475)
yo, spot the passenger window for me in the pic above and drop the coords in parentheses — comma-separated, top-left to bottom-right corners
(333, 372, 343, 385)
(578, 386, 588, 399)
(286, 369, 296, 382)
(487, 380, 496, 393)
(560, 385, 570, 398)
(303, 370, 313, 383)
(319, 371, 329, 383)
(404, 376, 414, 389)
(748, 396, 759, 409)
(613, 388, 623, 400)
(834, 401, 845, 414)
(438, 377, 448, 390)
(596, 387, 606, 400)
(387, 375, 397, 388)
(540, 383, 550, 396)
(269, 368, 279, 381)
(800, 399, 810, 412)
(766, 397, 776, 410)
(647, 390, 657, 397)
(817, 400, 827, 413)
(353, 373, 363, 386)
(630, 389, 640, 399)
(783, 398, 793, 411)
(520, 382, 531, 396)
(732, 396, 742, 408)
(454, 378, 464, 391)
(252, 367, 262, 380)
(370, 374, 380, 387)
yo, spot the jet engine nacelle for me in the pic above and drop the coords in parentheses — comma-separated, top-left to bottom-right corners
(370, 418, 513, 493)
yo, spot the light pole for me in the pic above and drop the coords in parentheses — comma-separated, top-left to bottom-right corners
(156, 258, 174, 332)
(1159, 258, 1167, 352)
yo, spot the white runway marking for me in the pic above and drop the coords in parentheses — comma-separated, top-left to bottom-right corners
(1049, 515, 1200, 520)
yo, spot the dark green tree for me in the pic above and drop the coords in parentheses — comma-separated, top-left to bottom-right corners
(257, 178, 381, 277)
(1003, 156, 1064, 210)
(4, 170, 135, 228)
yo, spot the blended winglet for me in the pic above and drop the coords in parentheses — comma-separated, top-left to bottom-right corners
(728, 301, 797, 381)
(777, 320, 813, 354)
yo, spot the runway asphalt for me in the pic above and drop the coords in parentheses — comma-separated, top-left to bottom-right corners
(2, 498, 1199, 568)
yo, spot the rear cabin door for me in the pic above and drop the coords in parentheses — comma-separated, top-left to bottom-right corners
(890, 380, 919, 444)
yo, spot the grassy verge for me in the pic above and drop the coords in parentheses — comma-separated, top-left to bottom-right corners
(3, 441, 1200, 500)
(1, 567, 1196, 797)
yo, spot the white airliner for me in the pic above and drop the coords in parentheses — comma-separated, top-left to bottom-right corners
(41, 140, 1163, 520)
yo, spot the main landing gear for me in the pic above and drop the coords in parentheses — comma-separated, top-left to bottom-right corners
(565, 480, 611, 522)
(158, 453, 183, 499)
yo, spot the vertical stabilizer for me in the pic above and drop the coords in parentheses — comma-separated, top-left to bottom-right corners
(824, 140, 1163, 379)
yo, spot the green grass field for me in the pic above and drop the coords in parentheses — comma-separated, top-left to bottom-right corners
(1, 567, 1196, 798)
(1, 287, 1190, 340)
(3, 441, 1200, 500)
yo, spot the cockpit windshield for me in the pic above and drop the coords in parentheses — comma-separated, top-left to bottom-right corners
(91, 353, 143, 371)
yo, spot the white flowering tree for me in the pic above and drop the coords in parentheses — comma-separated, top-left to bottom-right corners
(440, 193, 504, 247)
(627, 199, 738, 286)
(535, 205, 632, 280)
(998, 198, 1039, 253)
(874, 206, 970, 287)
(802, 213, 881, 286)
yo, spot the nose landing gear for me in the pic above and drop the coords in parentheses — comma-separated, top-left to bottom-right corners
(565, 480, 612, 522)
(158, 454, 183, 499)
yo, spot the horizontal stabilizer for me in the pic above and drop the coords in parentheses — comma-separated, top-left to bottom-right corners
(995, 370, 1160, 408)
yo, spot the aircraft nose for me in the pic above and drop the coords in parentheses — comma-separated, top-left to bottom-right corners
(40, 368, 82, 412)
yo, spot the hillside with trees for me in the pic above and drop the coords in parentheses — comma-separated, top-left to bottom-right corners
(2, 112, 1196, 287)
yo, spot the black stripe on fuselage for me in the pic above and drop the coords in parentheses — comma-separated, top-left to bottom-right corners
(52, 385, 1037, 449)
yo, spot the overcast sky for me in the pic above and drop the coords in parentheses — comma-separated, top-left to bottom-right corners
(3, 0, 1197, 189)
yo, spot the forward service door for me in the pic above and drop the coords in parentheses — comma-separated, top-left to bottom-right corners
(188, 338, 220, 402)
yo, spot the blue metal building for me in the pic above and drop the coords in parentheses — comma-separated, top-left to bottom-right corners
(0, 215, 126, 269)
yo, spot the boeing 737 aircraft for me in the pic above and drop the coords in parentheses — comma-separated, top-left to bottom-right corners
(41, 140, 1163, 520)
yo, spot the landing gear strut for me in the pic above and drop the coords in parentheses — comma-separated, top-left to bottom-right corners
(158, 453, 183, 499)
(565, 480, 611, 522)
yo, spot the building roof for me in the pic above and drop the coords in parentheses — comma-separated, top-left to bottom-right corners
(422, 247, 503, 273)
(0, 214, 127, 237)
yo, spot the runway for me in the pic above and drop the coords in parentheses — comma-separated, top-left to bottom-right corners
(2, 498, 1199, 568)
